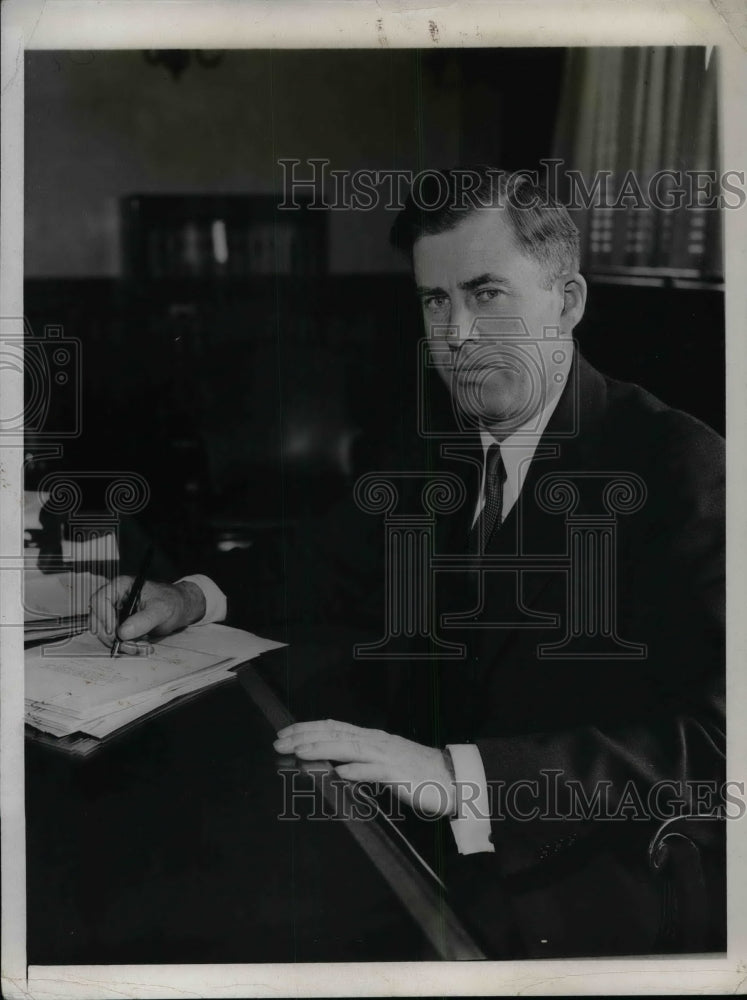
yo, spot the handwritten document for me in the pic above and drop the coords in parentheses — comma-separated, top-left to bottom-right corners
(25, 625, 285, 739)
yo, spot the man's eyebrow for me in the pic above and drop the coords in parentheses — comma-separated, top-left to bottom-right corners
(457, 273, 510, 291)
(416, 274, 511, 297)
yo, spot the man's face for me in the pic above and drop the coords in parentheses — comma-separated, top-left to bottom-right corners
(413, 208, 572, 434)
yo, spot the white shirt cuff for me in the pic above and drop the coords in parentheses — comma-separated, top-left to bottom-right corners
(446, 743, 495, 855)
(175, 574, 227, 625)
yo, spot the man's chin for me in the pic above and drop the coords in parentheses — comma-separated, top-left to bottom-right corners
(454, 391, 541, 431)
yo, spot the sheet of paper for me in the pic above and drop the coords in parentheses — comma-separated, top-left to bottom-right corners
(24, 623, 287, 738)
(158, 623, 285, 659)
(25, 630, 229, 710)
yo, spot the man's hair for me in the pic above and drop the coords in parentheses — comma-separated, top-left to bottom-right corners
(389, 165, 581, 288)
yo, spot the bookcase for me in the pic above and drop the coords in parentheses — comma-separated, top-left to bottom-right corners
(120, 194, 328, 281)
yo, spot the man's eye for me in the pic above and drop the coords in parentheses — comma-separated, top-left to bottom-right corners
(423, 296, 449, 313)
(474, 288, 503, 304)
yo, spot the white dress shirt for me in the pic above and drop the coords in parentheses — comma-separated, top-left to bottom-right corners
(180, 346, 574, 855)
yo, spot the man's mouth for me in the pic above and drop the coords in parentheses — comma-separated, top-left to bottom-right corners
(451, 357, 522, 377)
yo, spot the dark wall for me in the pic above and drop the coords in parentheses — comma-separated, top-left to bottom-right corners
(578, 282, 724, 434)
(25, 48, 567, 278)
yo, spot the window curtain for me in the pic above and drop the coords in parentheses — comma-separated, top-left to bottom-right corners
(553, 47, 721, 278)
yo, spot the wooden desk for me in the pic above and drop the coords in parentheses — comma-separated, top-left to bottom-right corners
(25, 652, 484, 964)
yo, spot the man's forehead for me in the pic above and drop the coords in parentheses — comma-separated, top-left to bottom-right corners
(412, 208, 521, 279)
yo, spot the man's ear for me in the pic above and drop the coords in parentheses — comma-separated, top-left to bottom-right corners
(560, 272, 587, 332)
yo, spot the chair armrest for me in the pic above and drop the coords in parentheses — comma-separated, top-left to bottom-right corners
(647, 813, 725, 953)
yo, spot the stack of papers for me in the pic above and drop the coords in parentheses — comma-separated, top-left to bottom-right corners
(24, 570, 105, 643)
(25, 624, 285, 740)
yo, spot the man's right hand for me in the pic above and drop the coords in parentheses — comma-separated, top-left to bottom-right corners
(89, 577, 206, 654)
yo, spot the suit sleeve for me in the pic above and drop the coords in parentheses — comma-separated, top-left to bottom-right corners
(203, 490, 387, 641)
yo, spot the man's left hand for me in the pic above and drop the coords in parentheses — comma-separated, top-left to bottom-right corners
(274, 719, 456, 818)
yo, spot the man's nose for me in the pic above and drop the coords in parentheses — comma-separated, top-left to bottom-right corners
(445, 304, 477, 347)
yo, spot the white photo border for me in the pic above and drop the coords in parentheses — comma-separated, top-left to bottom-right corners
(2, 1, 746, 996)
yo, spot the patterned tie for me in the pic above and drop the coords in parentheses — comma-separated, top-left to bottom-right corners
(470, 443, 506, 555)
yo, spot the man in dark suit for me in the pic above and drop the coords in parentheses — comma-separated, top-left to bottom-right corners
(91, 168, 725, 958)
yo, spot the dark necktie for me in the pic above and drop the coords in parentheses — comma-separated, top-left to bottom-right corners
(470, 443, 506, 555)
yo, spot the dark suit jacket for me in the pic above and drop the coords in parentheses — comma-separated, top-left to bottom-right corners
(218, 349, 725, 959)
